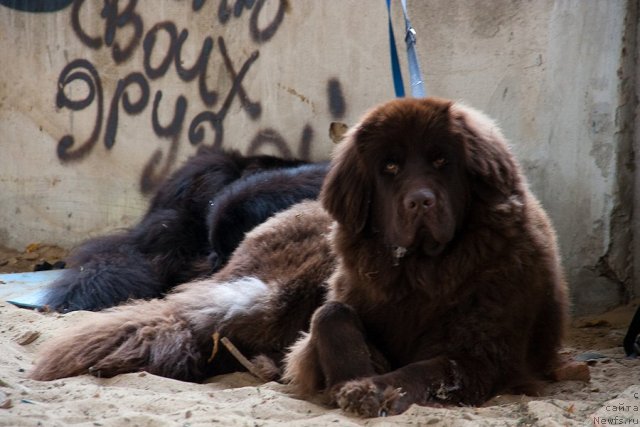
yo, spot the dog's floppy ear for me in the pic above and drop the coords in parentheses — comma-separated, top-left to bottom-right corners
(321, 125, 371, 234)
(450, 103, 521, 199)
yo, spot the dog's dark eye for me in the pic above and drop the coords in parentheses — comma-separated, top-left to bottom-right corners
(433, 157, 447, 169)
(383, 162, 400, 175)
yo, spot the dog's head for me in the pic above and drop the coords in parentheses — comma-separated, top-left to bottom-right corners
(321, 97, 520, 257)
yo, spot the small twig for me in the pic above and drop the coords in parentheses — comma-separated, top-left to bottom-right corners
(220, 337, 267, 382)
(208, 332, 220, 363)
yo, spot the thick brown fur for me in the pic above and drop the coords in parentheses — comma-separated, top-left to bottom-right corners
(31, 98, 568, 418)
(30, 201, 335, 382)
(283, 97, 568, 416)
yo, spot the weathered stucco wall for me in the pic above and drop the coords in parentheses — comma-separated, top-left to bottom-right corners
(0, 0, 636, 315)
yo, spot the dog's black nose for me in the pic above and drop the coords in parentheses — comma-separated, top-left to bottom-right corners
(404, 189, 436, 211)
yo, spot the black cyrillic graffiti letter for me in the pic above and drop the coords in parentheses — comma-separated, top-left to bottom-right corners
(218, 36, 260, 119)
(101, 0, 143, 63)
(174, 30, 218, 106)
(104, 72, 150, 149)
(250, 0, 286, 43)
(72, 0, 102, 49)
(188, 37, 260, 147)
(175, 30, 214, 82)
(247, 128, 292, 158)
(143, 21, 178, 80)
(141, 91, 187, 193)
(55, 59, 104, 162)
(151, 91, 187, 138)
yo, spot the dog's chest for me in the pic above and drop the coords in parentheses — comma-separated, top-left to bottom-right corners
(355, 293, 443, 366)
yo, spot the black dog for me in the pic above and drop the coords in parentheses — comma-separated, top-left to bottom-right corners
(207, 162, 328, 270)
(43, 146, 327, 312)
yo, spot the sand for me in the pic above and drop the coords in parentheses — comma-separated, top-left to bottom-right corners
(0, 300, 638, 426)
(0, 242, 638, 425)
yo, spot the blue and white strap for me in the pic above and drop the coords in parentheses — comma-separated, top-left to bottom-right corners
(386, 0, 426, 98)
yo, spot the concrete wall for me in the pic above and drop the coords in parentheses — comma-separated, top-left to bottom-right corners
(0, 0, 636, 315)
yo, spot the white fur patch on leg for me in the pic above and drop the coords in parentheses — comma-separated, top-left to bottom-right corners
(177, 277, 270, 330)
(214, 277, 270, 322)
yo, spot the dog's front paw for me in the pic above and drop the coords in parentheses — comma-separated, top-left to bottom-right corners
(332, 378, 405, 417)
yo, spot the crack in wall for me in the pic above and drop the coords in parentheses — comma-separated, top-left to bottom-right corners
(593, 253, 631, 305)
(602, 0, 638, 303)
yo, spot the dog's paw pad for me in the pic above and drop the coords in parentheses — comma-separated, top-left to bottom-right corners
(334, 379, 403, 417)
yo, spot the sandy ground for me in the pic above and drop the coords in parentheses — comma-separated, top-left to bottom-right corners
(0, 245, 639, 426)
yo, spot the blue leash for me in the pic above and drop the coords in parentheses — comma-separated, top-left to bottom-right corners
(386, 0, 406, 97)
(386, 0, 426, 98)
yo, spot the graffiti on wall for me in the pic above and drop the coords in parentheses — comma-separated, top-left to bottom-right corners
(17, 0, 347, 193)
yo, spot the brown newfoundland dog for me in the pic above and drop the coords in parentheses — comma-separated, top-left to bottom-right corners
(31, 97, 569, 417)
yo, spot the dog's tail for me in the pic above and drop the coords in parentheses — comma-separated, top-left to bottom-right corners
(41, 234, 164, 312)
(30, 297, 209, 381)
